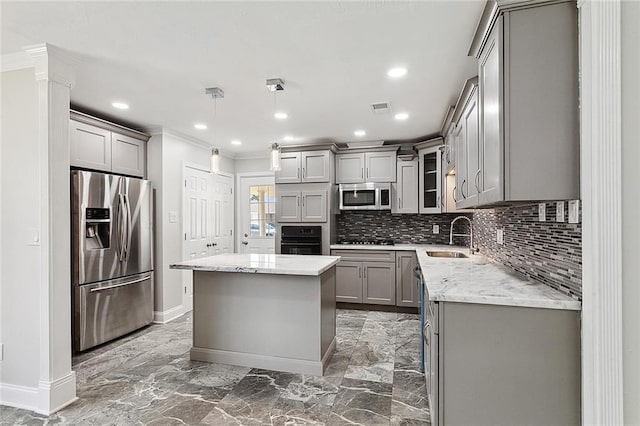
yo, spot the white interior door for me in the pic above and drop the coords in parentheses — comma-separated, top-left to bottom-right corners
(238, 174, 275, 254)
(212, 173, 234, 254)
(182, 165, 214, 311)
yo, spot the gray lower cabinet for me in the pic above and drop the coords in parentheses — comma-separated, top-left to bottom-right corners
(427, 300, 581, 425)
(395, 251, 419, 307)
(331, 250, 395, 306)
(335, 261, 363, 303)
(362, 262, 395, 305)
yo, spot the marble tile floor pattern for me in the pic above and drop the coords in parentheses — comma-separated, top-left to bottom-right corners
(1, 310, 429, 426)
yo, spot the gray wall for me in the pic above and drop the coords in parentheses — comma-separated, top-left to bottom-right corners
(473, 203, 582, 300)
(622, 0, 640, 421)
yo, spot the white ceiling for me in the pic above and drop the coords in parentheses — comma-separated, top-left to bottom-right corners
(1, 1, 484, 157)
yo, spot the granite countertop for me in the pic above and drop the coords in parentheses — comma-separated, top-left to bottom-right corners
(170, 253, 340, 276)
(330, 244, 581, 311)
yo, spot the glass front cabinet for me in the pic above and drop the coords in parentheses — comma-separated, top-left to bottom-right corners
(418, 145, 443, 214)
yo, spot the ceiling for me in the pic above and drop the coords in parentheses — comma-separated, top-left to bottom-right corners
(1, 1, 484, 157)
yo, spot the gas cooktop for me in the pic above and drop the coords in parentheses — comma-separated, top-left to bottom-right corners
(338, 239, 395, 246)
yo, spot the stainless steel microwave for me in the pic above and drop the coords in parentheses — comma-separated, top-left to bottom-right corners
(339, 183, 391, 210)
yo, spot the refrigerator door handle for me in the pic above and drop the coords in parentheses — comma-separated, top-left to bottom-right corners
(89, 274, 151, 292)
(117, 193, 127, 262)
(124, 194, 132, 261)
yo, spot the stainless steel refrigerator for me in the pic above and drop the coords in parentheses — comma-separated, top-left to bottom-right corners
(71, 170, 154, 352)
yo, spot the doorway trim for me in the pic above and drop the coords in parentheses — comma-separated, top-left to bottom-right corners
(235, 171, 275, 252)
(577, 0, 624, 423)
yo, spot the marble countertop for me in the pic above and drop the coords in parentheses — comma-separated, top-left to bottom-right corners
(170, 253, 340, 276)
(330, 244, 581, 311)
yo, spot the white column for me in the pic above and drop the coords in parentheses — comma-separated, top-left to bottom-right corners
(25, 43, 78, 414)
(577, 0, 624, 424)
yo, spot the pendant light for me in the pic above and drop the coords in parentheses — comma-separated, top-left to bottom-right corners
(205, 87, 224, 174)
(210, 148, 220, 174)
(270, 143, 281, 171)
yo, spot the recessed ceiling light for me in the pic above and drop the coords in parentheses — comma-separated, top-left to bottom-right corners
(394, 112, 410, 121)
(387, 67, 407, 78)
(194, 123, 207, 130)
(274, 112, 288, 120)
(111, 101, 129, 110)
(283, 135, 295, 142)
(231, 140, 242, 145)
(354, 130, 366, 137)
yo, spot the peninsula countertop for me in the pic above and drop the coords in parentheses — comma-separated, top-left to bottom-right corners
(330, 243, 581, 311)
(170, 253, 341, 276)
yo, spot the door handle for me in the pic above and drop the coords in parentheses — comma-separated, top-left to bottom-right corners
(90, 275, 151, 292)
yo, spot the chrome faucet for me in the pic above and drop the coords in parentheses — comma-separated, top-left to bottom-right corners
(449, 216, 478, 254)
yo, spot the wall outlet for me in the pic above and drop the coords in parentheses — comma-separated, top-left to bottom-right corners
(432, 224, 440, 234)
(496, 229, 504, 245)
(568, 200, 580, 224)
(169, 211, 178, 223)
(556, 201, 565, 222)
(538, 203, 546, 222)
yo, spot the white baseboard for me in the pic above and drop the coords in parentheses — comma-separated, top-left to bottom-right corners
(191, 338, 336, 376)
(153, 304, 190, 324)
(1, 372, 77, 415)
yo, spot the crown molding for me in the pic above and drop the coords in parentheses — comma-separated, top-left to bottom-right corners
(156, 128, 237, 160)
(24, 43, 75, 87)
(0, 51, 33, 72)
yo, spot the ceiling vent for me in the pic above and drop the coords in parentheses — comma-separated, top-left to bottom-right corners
(371, 102, 391, 115)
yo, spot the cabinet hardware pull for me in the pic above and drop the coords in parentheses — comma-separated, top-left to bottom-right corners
(303, 168, 306, 178)
(452, 186, 458, 203)
(399, 197, 402, 210)
(359, 267, 362, 278)
(461, 179, 467, 198)
(361, 168, 364, 179)
(297, 168, 300, 179)
(475, 169, 481, 193)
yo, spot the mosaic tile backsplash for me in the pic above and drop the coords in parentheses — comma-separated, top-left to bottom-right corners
(473, 203, 582, 300)
(336, 211, 473, 246)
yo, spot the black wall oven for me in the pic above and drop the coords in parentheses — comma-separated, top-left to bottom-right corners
(280, 226, 322, 255)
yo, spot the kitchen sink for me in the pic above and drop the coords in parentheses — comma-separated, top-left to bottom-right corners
(426, 250, 468, 258)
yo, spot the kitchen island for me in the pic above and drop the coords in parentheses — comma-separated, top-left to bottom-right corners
(170, 253, 340, 375)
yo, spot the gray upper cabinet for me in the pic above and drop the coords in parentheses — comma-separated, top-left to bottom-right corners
(467, 1, 579, 206)
(275, 150, 331, 184)
(301, 191, 328, 222)
(336, 153, 365, 183)
(396, 251, 419, 307)
(69, 111, 149, 178)
(70, 120, 112, 171)
(418, 145, 443, 214)
(336, 150, 397, 184)
(276, 152, 302, 184)
(275, 191, 301, 222)
(111, 132, 145, 177)
(301, 151, 330, 182)
(457, 84, 480, 209)
(276, 189, 327, 223)
(392, 159, 419, 214)
(365, 151, 396, 182)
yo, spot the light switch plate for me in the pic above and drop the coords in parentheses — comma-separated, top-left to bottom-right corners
(568, 200, 580, 224)
(496, 229, 504, 245)
(27, 227, 40, 246)
(556, 201, 565, 222)
(169, 211, 178, 223)
(538, 203, 546, 222)
(432, 224, 440, 234)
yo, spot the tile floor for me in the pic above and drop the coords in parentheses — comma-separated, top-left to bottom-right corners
(0, 309, 429, 425)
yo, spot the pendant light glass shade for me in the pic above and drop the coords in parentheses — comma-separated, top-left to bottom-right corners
(270, 143, 281, 171)
(210, 148, 220, 174)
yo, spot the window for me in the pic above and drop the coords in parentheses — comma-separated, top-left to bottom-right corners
(249, 185, 275, 237)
